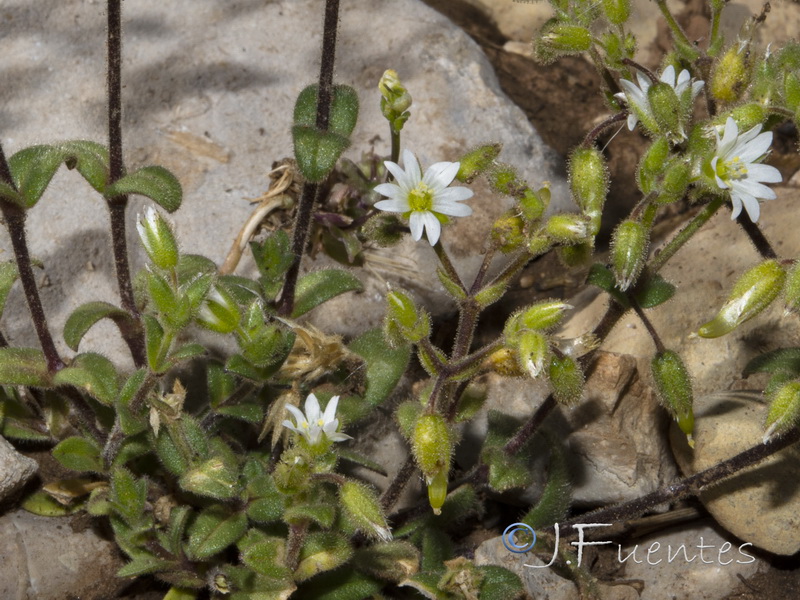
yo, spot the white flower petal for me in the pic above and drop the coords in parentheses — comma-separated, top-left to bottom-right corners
(735, 132, 772, 163)
(738, 191, 761, 222)
(285, 404, 307, 427)
(732, 179, 777, 200)
(627, 113, 638, 131)
(433, 198, 473, 217)
(401, 149, 421, 183)
(729, 195, 743, 220)
(408, 211, 425, 241)
(691, 80, 705, 99)
(745, 163, 782, 184)
(374, 182, 403, 199)
(660, 64, 676, 87)
(375, 198, 410, 213)
(383, 160, 408, 188)
(423, 161, 460, 189)
(718, 118, 740, 157)
(304, 393, 321, 423)
(435, 186, 473, 203)
(420, 211, 442, 245)
(322, 396, 340, 424)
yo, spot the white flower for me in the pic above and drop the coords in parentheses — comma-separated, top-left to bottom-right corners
(710, 117, 782, 223)
(283, 393, 352, 445)
(617, 65, 704, 139)
(374, 149, 473, 246)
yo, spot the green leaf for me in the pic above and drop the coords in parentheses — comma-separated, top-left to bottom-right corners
(634, 274, 676, 308)
(292, 269, 363, 318)
(353, 540, 420, 583)
(105, 165, 182, 212)
(207, 361, 236, 409)
(56, 140, 110, 193)
(284, 503, 337, 529)
(111, 432, 152, 468)
(296, 570, 381, 600)
(294, 532, 353, 582)
(117, 554, 178, 578)
(54, 352, 119, 405)
(251, 231, 293, 290)
(8, 145, 66, 208)
(0, 348, 51, 387)
(293, 84, 360, 138)
(521, 438, 572, 529)
(480, 411, 534, 492)
(52, 435, 104, 472)
(586, 263, 629, 307)
(337, 448, 388, 476)
(399, 572, 449, 599)
(0, 180, 23, 205)
(420, 527, 453, 572)
(22, 490, 82, 516)
(292, 125, 351, 183)
(179, 455, 241, 500)
(344, 328, 410, 420)
(0, 390, 51, 442)
(744, 348, 800, 377)
(116, 369, 149, 435)
(169, 343, 207, 364)
(162, 506, 193, 556)
(186, 506, 248, 560)
(64, 301, 133, 352)
(162, 588, 198, 600)
(477, 565, 525, 600)
(143, 314, 167, 373)
(0, 262, 20, 319)
(215, 404, 263, 423)
(225, 354, 278, 383)
(110, 467, 148, 525)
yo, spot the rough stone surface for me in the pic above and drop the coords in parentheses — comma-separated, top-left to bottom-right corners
(0, 437, 37, 503)
(671, 391, 800, 555)
(1, 0, 570, 365)
(618, 523, 765, 600)
(467, 351, 677, 506)
(0, 510, 125, 600)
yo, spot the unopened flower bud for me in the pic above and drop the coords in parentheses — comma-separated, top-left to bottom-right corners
(711, 44, 751, 103)
(764, 380, 800, 440)
(516, 330, 550, 378)
(481, 348, 525, 377)
(569, 148, 608, 220)
(558, 242, 593, 267)
(549, 354, 584, 405)
(456, 143, 502, 183)
(602, 0, 631, 25)
(784, 72, 800, 112)
(783, 260, 800, 315)
(137, 206, 179, 270)
(363, 213, 404, 247)
(488, 163, 521, 196)
(385, 290, 430, 344)
(340, 480, 392, 541)
(637, 138, 670, 195)
(698, 259, 786, 338)
(491, 212, 526, 253)
(196, 285, 241, 334)
(655, 159, 690, 204)
(540, 22, 592, 53)
(527, 233, 552, 257)
(520, 187, 548, 222)
(379, 70, 412, 133)
(712, 103, 766, 136)
(412, 413, 452, 482)
(519, 300, 573, 331)
(611, 220, 649, 291)
(651, 350, 694, 442)
(546, 214, 590, 244)
(647, 81, 682, 139)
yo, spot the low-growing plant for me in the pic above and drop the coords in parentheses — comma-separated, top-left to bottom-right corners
(2, 0, 800, 598)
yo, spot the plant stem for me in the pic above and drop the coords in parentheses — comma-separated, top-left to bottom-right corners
(581, 112, 628, 149)
(649, 196, 725, 274)
(107, 0, 146, 367)
(279, 0, 341, 316)
(434, 241, 466, 294)
(286, 520, 309, 571)
(390, 128, 400, 164)
(630, 300, 666, 353)
(0, 207, 64, 372)
(380, 455, 415, 512)
(555, 426, 800, 534)
(737, 214, 778, 260)
(654, 0, 700, 61)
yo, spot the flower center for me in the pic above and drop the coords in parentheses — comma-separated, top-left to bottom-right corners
(407, 183, 435, 212)
(718, 156, 748, 181)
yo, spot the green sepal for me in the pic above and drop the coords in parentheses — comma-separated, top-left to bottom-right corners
(0, 348, 51, 387)
(294, 531, 353, 582)
(456, 143, 502, 183)
(53, 352, 119, 405)
(292, 269, 363, 317)
(145, 269, 179, 317)
(52, 435, 104, 472)
(586, 263, 629, 306)
(105, 165, 182, 212)
(353, 540, 420, 583)
(396, 400, 423, 440)
(437, 267, 467, 300)
(185, 506, 248, 560)
(63, 301, 134, 351)
(765, 380, 800, 436)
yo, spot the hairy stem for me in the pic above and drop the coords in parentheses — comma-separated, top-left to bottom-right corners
(279, 0, 340, 316)
(737, 213, 778, 260)
(630, 300, 666, 353)
(381, 455, 416, 512)
(556, 426, 800, 534)
(650, 196, 725, 273)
